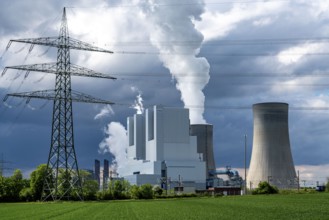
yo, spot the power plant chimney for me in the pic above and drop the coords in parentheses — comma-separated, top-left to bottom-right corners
(190, 124, 216, 179)
(94, 159, 100, 188)
(247, 102, 297, 189)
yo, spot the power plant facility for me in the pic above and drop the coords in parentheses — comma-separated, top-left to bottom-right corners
(116, 105, 243, 192)
(247, 102, 298, 189)
(122, 105, 207, 192)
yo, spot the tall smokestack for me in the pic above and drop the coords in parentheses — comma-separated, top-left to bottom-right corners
(94, 159, 100, 188)
(247, 102, 297, 189)
(190, 124, 215, 179)
(103, 159, 109, 189)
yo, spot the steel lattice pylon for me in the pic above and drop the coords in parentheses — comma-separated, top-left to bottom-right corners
(3, 8, 115, 201)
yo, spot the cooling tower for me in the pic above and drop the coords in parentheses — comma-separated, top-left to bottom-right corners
(247, 102, 297, 189)
(190, 124, 216, 179)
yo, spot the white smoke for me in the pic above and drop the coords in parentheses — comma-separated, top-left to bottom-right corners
(130, 86, 144, 115)
(140, 0, 210, 124)
(98, 122, 128, 170)
(94, 104, 114, 120)
(97, 88, 145, 170)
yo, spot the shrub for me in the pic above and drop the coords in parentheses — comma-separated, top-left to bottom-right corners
(19, 188, 33, 202)
(139, 184, 153, 199)
(130, 185, 140, 199)
(252, 181, 279, 195)
(153, 185, 163, 196)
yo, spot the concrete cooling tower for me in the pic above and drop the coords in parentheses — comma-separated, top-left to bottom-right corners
(247, 102, 297, 189)
(190, 124, 216, 179)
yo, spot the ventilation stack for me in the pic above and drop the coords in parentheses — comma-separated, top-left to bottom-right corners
(247, 102, 297, 189)
(190, 124, 216, 179)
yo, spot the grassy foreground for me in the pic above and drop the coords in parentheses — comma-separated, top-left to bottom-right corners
(0, 193, 328, 220)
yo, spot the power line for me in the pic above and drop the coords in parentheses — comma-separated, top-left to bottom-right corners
(108, 72, 329, 78)
(96, 37, 329, 47)
(112, 51, 329, 56)
(67, 0, 291, 9)
(110, 102, 329, 111)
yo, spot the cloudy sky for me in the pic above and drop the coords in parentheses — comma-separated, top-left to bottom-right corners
(1, 0, 329, 185)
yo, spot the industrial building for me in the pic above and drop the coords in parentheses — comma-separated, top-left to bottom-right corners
(119, 105, 209, 192)
(247, 102, 298, 189)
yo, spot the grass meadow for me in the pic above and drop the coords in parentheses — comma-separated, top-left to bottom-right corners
(0, 193, 328, 220)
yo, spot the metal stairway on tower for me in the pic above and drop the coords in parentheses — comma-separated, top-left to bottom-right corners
(2, 8, 116, 201)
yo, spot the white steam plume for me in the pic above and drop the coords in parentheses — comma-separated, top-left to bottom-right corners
(97, 87, 146, 170)
(130, 86, 144, 115)
(98, 122, 128, 170)
(94, 104, 114, 120)
(140, 0, 210, 124)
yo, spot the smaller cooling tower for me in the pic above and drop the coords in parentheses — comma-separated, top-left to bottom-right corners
(248, 102, 297, 189)
(190, 124, 216, 178)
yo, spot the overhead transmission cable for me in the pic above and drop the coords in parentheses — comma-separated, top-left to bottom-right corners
(67, 0, 292, 8)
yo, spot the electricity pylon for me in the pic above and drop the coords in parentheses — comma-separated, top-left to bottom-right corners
(2, 8, 116, 201)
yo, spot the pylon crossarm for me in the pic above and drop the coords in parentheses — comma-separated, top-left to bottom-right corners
(4, 90, 56, 103)
(71, 90, 115, 105)
(4, 63, 116, 79)
(67, 38, 113, 53)
(4, 63, 57, 74)
(10, 37, 59, 49)
(4, 89, 114, 105)
(70, 64, 116, 79)
(9, 37, 113, 54)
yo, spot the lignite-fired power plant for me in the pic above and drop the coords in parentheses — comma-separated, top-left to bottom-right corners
(114, 103, 297, 192)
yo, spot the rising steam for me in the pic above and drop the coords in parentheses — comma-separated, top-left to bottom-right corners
(140, 0, 210, 124)
(94, 105, 114, 120)
(130, 86, 144, 115)
(98, 88, 146, 170)
(98, 122, 128, 170)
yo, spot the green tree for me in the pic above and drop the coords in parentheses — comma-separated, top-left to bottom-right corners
(30, 164, 48, 201)
(0, 169, 25, 202)
(11, 169, 25, 201)
(74, 170, 98, 200)
(58, 169, 72, 199)
(326, 177, 329, 192)
(0, 175, 6, 201)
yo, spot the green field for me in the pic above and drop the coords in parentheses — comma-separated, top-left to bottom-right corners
(0, 193, 328, 220)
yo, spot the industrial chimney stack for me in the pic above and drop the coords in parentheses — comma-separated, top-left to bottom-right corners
(247, 102, 297, 189)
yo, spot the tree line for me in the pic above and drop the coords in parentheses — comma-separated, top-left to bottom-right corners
(0, 164, 162, 202)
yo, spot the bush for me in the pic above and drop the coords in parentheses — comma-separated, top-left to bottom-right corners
(139, 184, 153, 199)
(19, 188, 33, 202)
(153, 185, 163, 196)
(130, 184, 153, 199)
(252, 181, 279, 195)
(130, 185, 140, 199)
(96, 190, 113, 200)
